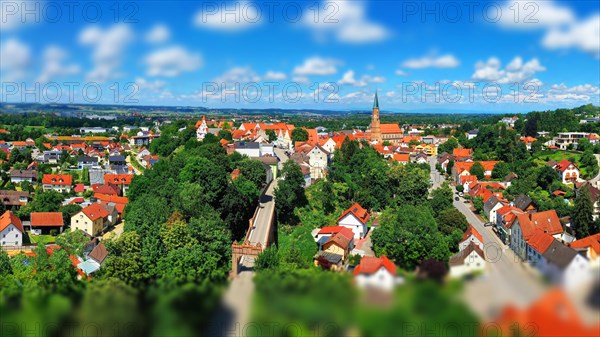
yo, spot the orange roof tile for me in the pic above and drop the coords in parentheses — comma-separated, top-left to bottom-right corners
(104, 174, 133, 185)
(528, 228, 555, 254)
(81, 203, 109, 221)
(353, 256, 397, 275)
(42, 174, 73, 186)
(337, 203, 370, 225)
(462, 225, 483, 243)
(0, 210, 23, 232)
(30, 212, 64, 227)
(569, 233, 600, 254)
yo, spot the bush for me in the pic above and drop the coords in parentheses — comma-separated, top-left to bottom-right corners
(455, 185, 464, 193)
(49, 229, 58, 236)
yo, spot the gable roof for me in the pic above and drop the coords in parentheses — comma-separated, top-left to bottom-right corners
(81, 203, 110, 221)
(42, 174, 73, 186)
(530, 210, 563, 235)
(543, 241, 579, 269)
(92, 184, 120, 196)
(453, 148, 473, 158)
(317, 226, 354, 241)
(0, 210, 23, 232)
(104, 174, 133, 185)
(555, 160, 577, 172)
(493, 289, 600, 337)
(449, 242, 485, 266)
(514, 194, 534, 211)
(379, 123, 402, 134)
(94, 194, 128, 214)
(88, 242, 108, 264)
(324, 231, 352, 250)
(337, 203, 370, 225)
(30, 212, 64, 227)
(462, 225, 483, 244)
(528, 228, 556, 254)
(353, 256, 397, 276)
(569, 233, 600, 255)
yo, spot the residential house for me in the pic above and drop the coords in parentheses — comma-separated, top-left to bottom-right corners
(520, 136, 537, 150)
(42, 174, 73, 193)
(554, 160, 579, 184)
(449, 242, 486, 278)
(452, 161, 500, 183)
(92, 184, 121, 196)
(513, 194, 536, 213)
(78, 242, 109, 276)
(41, 150, 62, 164)
(542, 240, 590, 290)
(499, 116, 519, 128)
(108, 155, 126, 166)
(234, 142, 274, 158)
(78, 156, 99, 170)
(0, 210, 23, 246)
(353, 256, 403, 291)
(10, 170, 37, 184)
(451, 147, 472, 161)
(254, 155, 278, 184)
(392, 153, 410, 164)
(510, 210, 564, 261)
(307, 145, 329, 180)
(483, 196, 506, 221)
(29, 212, 64, 235)
(337, 203, 370, 239)
(196, 116, 209, 140)
(313, 226, 355, 251)
(104, 174, 133, 196)
(412, 152, 428, 164)
(466, 129, 479, 140)
(71, 203, 110, 236)
(569, 233, 600, 270)
(0, 190, 30, 209)
(459, 226, 484, 251)
(94, 194, 128, 217)
(314, 228, 354, 271)
(496, 205, 525, 244)
(526, 228, 556, 268)
(555, 132, 589, 150)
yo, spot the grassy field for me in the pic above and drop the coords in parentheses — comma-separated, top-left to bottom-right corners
(533, 150, 591, 177)
(29, 234, 56, 245)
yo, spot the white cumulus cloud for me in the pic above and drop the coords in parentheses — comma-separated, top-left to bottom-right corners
(402, 54, 460, 69)
(79, 24, 134, 82)
(263, 71, 287, 81)
(0, 38, 31, 81)
(303, 0, 389, 43)
(36, 46, 80, 83)
(543, 14, 600, 58)
(471, 56, 545, 83)
(145, 24, 170, 44)
(145, 46, 202, 77)
(293, 57, 340, 76)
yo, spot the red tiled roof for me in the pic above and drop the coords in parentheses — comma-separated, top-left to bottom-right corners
(42, 174, 73, 186)
(455, 161, 500, 174)
(353, 256, 397, 276)
(379, 123, 402, 134)
(569, 233, 600, 255)
(491, 288, 599, 337)
(555, 160, 576, 172)
(104, 174, 133, 185)
(462, 225, 483, 243)
(70, 197, 84, 204)
(94, 193, 128, 214)
(317, 226, 354, 241)
(30, 212, 64, 227)
(530, 210, 563, 236)
(92, 184, 120, 196)
(528, 228, 555, 254)
(461, 175, 478, 185)
(0, 210, 23, 232)
(337, 203, 370, 225)
(81, 203, 109, 221)
(74, 184, 85, 193)
(392, 153, 410, 162)
(453, 148, 473, 158)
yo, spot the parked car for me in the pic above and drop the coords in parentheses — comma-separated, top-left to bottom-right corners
(484, 222, 493, 227)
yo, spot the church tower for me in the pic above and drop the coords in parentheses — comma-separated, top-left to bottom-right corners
(370, 92, 381, 143)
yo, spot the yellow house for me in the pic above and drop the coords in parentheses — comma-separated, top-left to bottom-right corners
(416, 143, 437, 156)
(71, 204, 109, 237)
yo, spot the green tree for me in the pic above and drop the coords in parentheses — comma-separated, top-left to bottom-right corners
(217, 129, 232, 141)
(255, 246, 280, 270)
(371, 205, 450, 270)
(446, 160, 454, 176)
(470, 162, 485, 180)
(0, 249, 12, 275)
(238, 159, 267, 189)
(572, 186, 598, 239)
(537, 166, 558, 191)
(430, 183, 453, 214)
(438, 137, 458, 154)
(101, 231, 145, 287)
(266, 129, 277, 142)
(436, 208, 468, 235)
(473, 196, 484, 214)
(491, 162, 511, 180)
(55, 230, 89, 256)
(274, 161, 307, 225)
(291, 128, 309, 142)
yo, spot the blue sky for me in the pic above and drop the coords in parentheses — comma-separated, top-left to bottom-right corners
(1, 0, 599, 113)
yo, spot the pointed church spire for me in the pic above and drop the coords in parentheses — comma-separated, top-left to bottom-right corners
(373, 91, 379, 109)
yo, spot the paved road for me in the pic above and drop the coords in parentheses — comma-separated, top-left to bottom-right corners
(428, 156, 445, 191)
(587, 154, 600, 187)
(246, 179, 277, 246)
(453, 198, 546, 309)
(125, 153, 143, 175)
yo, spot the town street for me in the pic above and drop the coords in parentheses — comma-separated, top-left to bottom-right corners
(428, 163, 547, 318)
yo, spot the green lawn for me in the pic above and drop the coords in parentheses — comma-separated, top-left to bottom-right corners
(29, 234, 56, 245)
(533, 150, 591, 177)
